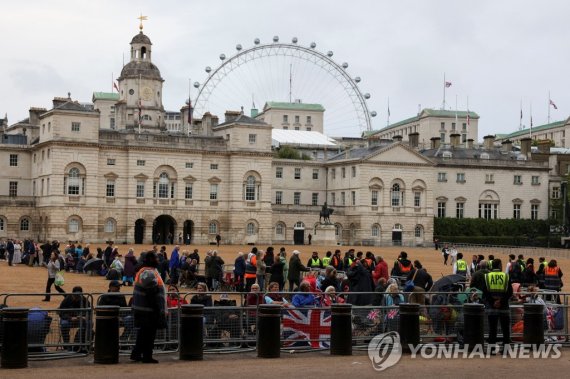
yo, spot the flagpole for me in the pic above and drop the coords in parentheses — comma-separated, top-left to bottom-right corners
(111, 73, 113, 93)
(387, 97, 390, 127)
(442, 73, 446, 110)
(455, 95, 458, 125)
(548, 90, 551, 124)
(529, 102, 533, 139)
(188, 78, 192, 135)
(138, 74, 142, 134)
(519, 99, 523, 130)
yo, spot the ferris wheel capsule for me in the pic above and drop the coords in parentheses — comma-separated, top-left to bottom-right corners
(254, 38, 260, 45)
(292, 37, 298, 44)
(205, 66, 212, 73)
(273, 36, 279, 43)
(236, 44, 242, 51)
(364, 93, 371, 99)
(354, 76, 361, 83)
(370, 111, 377, 117)
(193, 82, 200, 88)
(342, 62, 348, 69)
(327, 51, 333, 57)
(219, 54, 226, 61)
(310, 42, 316, 49)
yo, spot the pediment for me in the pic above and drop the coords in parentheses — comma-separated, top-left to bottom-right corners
(208, 176, 222, 184)
(365, 143, 433, 165)
(134, 173, 149, 180)
(183, 175, 197, 182)
(104, 172, 118, 179)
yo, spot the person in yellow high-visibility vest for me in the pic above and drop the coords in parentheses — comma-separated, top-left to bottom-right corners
(453, 252, 469, 279)
(483, 259, 513, 350)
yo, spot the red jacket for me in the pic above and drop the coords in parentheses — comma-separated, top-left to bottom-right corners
(372, 260, 389, 285)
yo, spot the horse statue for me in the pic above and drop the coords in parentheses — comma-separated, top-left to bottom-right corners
(319, 207, 334, 225)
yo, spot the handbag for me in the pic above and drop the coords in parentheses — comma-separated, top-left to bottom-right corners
(54, 271, 65, 287)
(404, 269, 418, 292)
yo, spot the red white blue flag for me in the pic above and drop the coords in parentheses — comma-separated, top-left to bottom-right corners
(283, 309, 331, 348)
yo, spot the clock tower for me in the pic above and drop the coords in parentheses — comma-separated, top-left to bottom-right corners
(115, 25, 165, 130)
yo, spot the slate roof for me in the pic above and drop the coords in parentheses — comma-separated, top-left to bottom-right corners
(93, 92, 119, 101)
(131, 31, 152, 45)
(119, 60, 163, 81)
(216, 113, 268, 127)
(263, 101, 325, 112)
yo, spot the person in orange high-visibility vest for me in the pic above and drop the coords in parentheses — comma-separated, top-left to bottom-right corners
(131, 252, 167, 364)
(543, 259, 563, 304)
(244, 247, 258, 292)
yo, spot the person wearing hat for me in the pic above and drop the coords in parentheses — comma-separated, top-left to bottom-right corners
(287, 250, 310, 291)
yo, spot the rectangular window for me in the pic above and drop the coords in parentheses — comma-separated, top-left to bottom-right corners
(110, 118, 115, 129)
(275, 191, 283, 205)
(351, 166, 356, 177)
(479, 203, 498, 220)
(531, 204, 538, 220)
(136, 181, 145, 198)
(532, 176, 540, 185)
(438, 172, 447, 182)
(440, 133, 445, 142)
(456, 173, 465, 183)
(440, 122, 445, 130)
(456, 203, 464, 219)
(312, 193, 319, 206)
(276, 167, 283, 178)
(210, 163, 218, 170)
(294, 168, 301, 179)
(9, 181, 18, 197)
(249, 134, 257, 144)
(210, 184, 218, 200)
(106, 181, 115, 197)
(341, 192, 346, 206)
(294, 115, 300, 124)
(294, 126, 299, 131)
(485, 173, 494, 183)
(185, 184, 193, 199)
(331, 168, 336, 179)
(282, 115, 288, 123)
(136, 160, 146, 166)
(306, 116, 312, 124)
(331, 192, 336, 206)
(462, 134, 467, 142)
(462, 123, 467, 130)
(341, 167, 346, 178)
(437, 202, 446, 218)
(514, 175, 522, 185)
(551, 209, 558, 220)
(306, 127, 311, 131)
(513, 204, 521, 219)
(552, 186, 560, 199)
(293, 192, 301, 205)
(312, 169, 319, 180)
(451, 122, 456, 131)
(107, 158, 115, 165)
(371, 190, 378, 206)
(351, 191, 356, 206)
(414, 191, 421, 207)
(9, 154, 18, 167)
(185, 162, 193, 169)
(71, 122, 81, 132)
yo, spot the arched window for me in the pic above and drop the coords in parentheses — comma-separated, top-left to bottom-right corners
(415, 225, 423, 238)
(372, 224, 380, 237)
(209, 221, 218, 234)
(275, 223, 284, 236)
(20, 218, 30, 231)
(105, 219, 116, 233)
(245, 176, 256, 201)
(68, 218, 79, 233)
(141, 46, 147, 59)
(391, 183, 401, 207)
(158, 172, 170, 198)
(246, 222, 256, 235)
(67, 168, 80, 195)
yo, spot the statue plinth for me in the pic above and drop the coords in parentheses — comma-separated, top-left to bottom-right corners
(313, 224, 337, 245)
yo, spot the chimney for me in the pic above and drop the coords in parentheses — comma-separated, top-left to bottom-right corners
(501, 139, 513, 153)
(520, 137, 532, 158)
(392, 135, 403, 142)
(224, 110, 241, 123)
(483, 135, 495, 150)
(537, 139, 551, 154)
(467, 139, 474, 149)
(430, 137, 441, 150)
(450, 133, 461, 148)
(28, 107, 46, 126)
(52, 97, 69, 109)
(408, 132, 419, 148)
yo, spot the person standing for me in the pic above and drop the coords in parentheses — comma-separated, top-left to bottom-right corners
(256, 250, 267, 290)
(288, 250, 309, 291)
(215, 234, 221, 247)
(169, 245, 181, 285)
(307, 251, 323, 269)
(131, 252, 167, 364)
(234, 252, 246, 292)
(42, 252, 65, 301)
(6, 239, 15, 266)
(122, 249, 137, 286)
(441, 244, 449, 265)
(307, 233, 312, 245)
(483, 259, 512, 351)
(453, 253, 469, 279)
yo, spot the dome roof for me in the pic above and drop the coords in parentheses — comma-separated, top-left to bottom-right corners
(131, 31, 152, 45)
(119, 61, 163, 81)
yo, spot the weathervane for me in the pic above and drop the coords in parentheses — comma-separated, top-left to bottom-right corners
(138, 14, 148, 31)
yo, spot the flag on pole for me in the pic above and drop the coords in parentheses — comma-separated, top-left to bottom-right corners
(466, 112, 470, 126)
(550, 99, 558, 110)
(520, 109, 523, 120)
(531, 115, 533, 127)
(113, 81, 119, 93)
(187, 100, 193, 123)
(138, 98, 143, 126)
(445, 81, 452, 88)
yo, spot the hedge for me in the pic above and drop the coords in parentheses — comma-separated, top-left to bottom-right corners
(434, 235, 561, 248)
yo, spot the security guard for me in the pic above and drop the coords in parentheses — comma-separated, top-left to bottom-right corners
(322, 251, 332, 267)
(483, 258, 513, 350)
(307, 251, 323, 269)
(453, 253, 469, 278)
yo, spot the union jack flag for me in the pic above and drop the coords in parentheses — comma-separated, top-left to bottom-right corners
(283, 309, 331, 348)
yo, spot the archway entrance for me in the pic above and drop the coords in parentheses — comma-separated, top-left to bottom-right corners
(134, 219, 146, 244)
(183, 220, 194, 245)
(153, 215, 176, 244)
(293, 221, 305, 245)
(392, 224, 403, 246)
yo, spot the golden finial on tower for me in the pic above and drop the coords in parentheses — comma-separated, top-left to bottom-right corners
(137, 14, 148, 31)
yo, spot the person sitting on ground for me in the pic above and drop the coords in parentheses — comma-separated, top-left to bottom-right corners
(291, 281, 317, 307)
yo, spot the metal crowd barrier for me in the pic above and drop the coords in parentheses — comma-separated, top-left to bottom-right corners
(1, 290, 568, 360)
(438, 242, 570, 259)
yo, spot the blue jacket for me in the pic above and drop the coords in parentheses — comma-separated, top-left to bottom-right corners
(292, 293, 316, 307)
(169, 248, 180, 270)
(234, 256, 246, 276)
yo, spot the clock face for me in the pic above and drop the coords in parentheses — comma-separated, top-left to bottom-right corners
(142, 87, 153, 101)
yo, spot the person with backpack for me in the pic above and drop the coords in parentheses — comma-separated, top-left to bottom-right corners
(391, 251, 412, 277)
(521, 258, 537, 286)
(509, 255, 525, 284)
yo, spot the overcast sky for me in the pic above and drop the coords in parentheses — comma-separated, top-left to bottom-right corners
(1, 0, 569, 139)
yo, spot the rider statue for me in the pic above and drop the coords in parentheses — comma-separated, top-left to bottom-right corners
(320, 202, 333, 225)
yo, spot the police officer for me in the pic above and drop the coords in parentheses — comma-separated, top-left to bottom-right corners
(453, 252, 469, 279)
(482, 259, 513, 351)
(307, 251, 323, 269)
